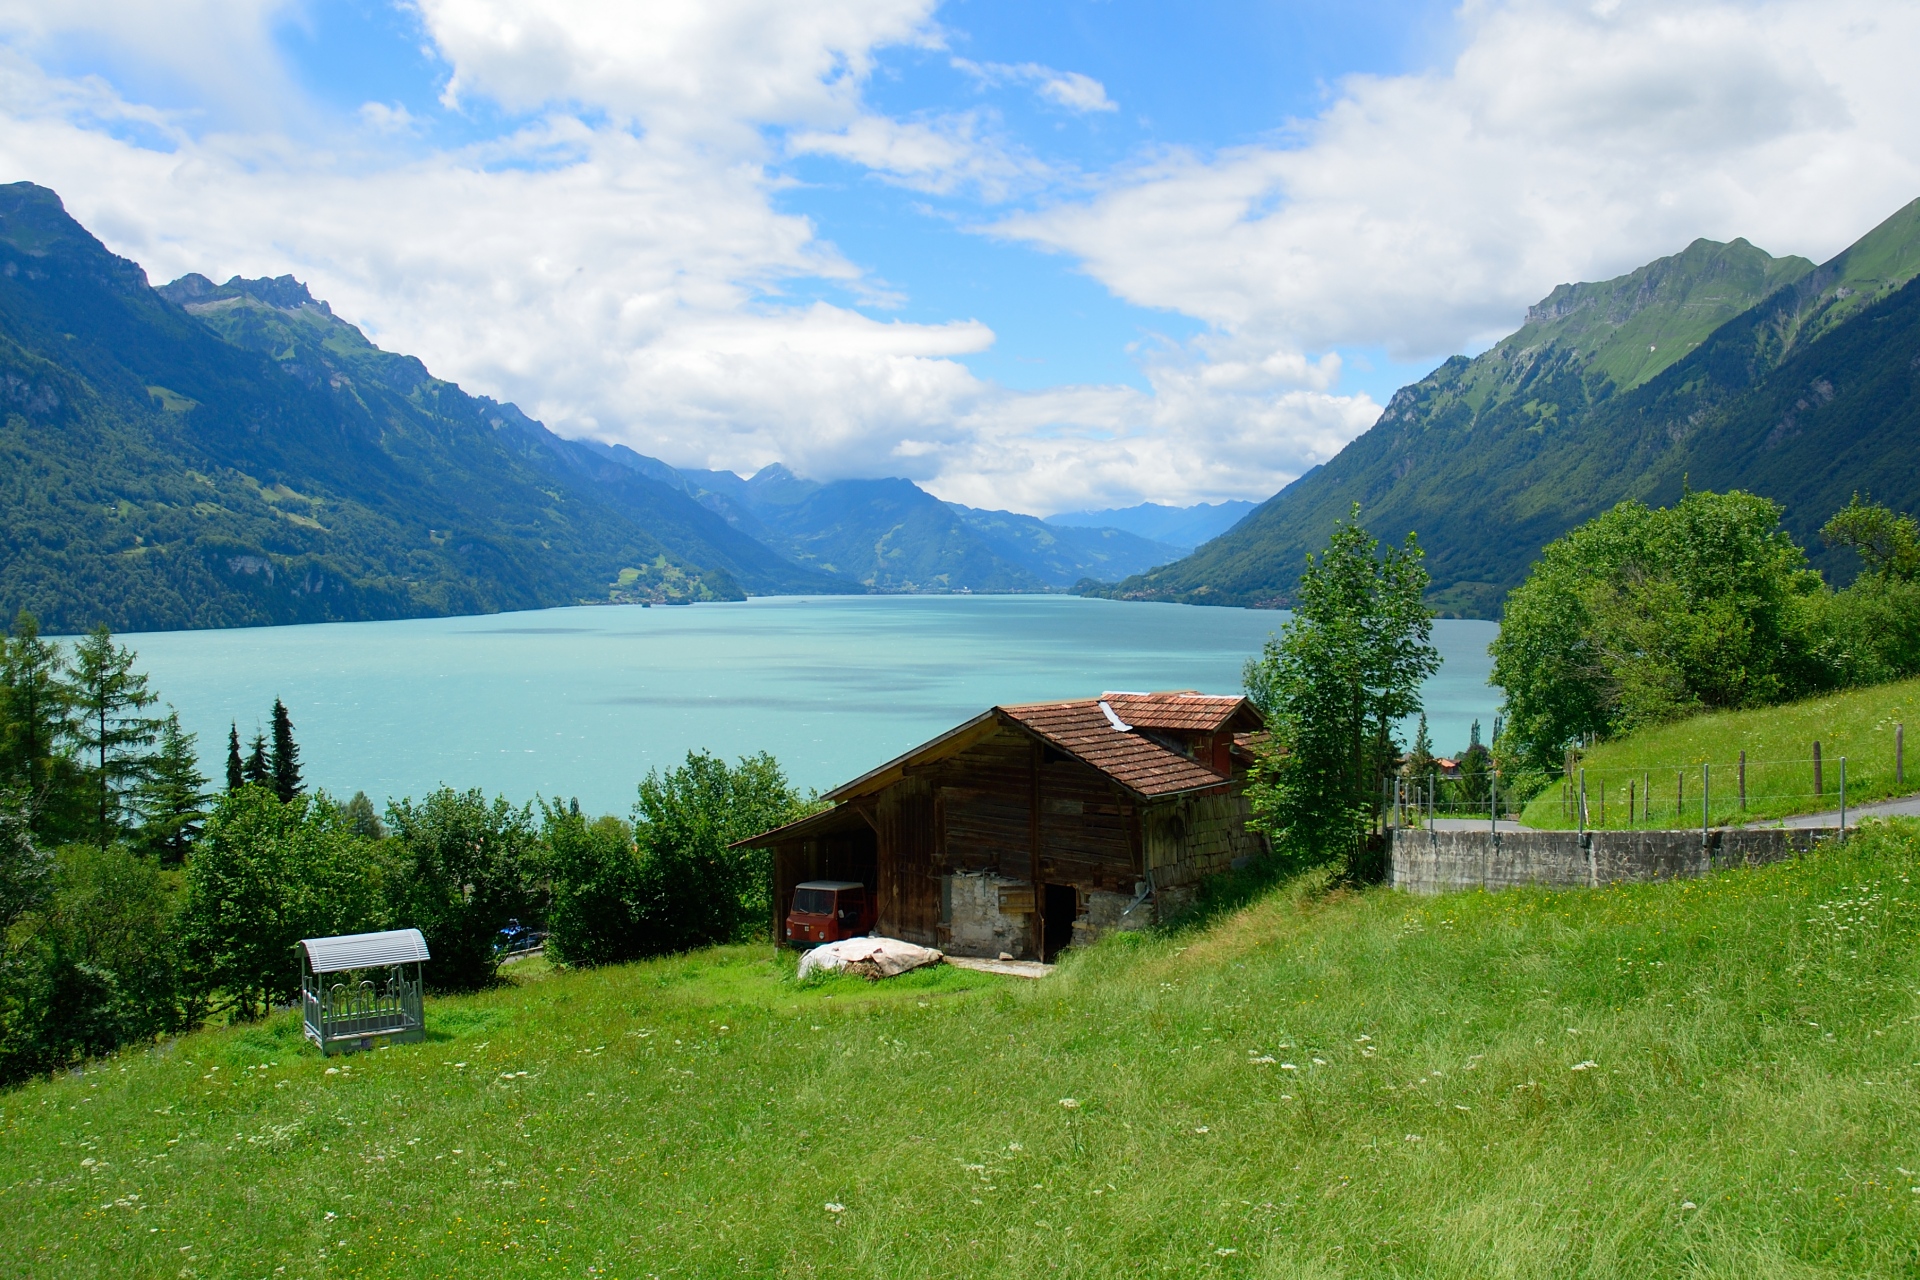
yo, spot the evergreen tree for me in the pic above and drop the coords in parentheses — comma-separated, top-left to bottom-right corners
(137, 712, 209, 863)
(225, 724, 244, 792)
(268, 699, 302, 802)
(341, 791, 385, 840)
(0, 612, 81, 842)
(243, 733, 270, 788)
(68, 625, 163, 848)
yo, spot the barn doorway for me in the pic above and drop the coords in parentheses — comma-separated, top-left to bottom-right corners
(1041, 883, 1077, 961)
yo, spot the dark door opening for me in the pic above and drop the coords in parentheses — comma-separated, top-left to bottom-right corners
(1042, 883, 1077, 962)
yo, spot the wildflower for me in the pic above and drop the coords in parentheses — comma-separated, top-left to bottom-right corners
(1571, 1061, 1598, 1072)
(1405, 1134, 1422, 1142)
(1455, 1105, 1471, 1111)
(1312, 1058, 1328, 1066)
(325, 1067, 339, 1075)
(1215, 1247, 1239, 1256)
(1059, 1098, 1079, 1110)
(1193, 1126, 1209, 1134)
(1680, 1201, 1696, 1210)
(824, 1203, 845, 1213)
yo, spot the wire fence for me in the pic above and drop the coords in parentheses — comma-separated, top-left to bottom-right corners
(1387, 729, 1912, 832)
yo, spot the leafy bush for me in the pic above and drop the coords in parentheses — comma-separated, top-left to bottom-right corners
(178, 787, 388, 1018)
(1495, 491, 1920, 767)
(385, 789, 538, 992)
(542, 803, 645, 968)
(544, 752, 817, 966)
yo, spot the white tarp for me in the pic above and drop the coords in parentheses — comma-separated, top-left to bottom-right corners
(796, 936, 944, 980)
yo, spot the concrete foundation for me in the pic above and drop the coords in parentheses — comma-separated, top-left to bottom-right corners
(1390, 825, 1835, 895)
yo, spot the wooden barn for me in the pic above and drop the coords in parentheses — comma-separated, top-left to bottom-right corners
(741, 691, 1268, 961)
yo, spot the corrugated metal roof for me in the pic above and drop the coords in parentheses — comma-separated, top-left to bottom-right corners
(299, 928, 430, 974)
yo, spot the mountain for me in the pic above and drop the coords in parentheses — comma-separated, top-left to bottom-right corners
(1045, 500, 1257, 551)
(1091, 199, 1920, 616)
(660, 464, 1185, 592)
(0, 182, 844, 633)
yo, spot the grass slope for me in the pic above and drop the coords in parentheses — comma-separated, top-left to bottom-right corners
(1520, 677, 1920, 831)
(6, 833, 1920, 1277)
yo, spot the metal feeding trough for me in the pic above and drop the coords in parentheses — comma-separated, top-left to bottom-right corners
(298, 928, 430, 1056)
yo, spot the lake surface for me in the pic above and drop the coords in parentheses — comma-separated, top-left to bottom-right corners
(116, 596, 1500, 816)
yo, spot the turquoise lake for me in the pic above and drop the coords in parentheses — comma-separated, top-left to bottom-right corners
(116, 596, 1500, 816)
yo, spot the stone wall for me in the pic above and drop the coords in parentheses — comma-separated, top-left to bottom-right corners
(938, 871, 1031, 957)
(1390, 826, 1835, 895)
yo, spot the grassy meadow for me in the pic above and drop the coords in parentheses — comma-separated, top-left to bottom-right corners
(1519, 676, 1920, 830)
(4, 827, 1920, 1278)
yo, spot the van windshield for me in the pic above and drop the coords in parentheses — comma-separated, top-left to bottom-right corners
(792, 888, 834, 915)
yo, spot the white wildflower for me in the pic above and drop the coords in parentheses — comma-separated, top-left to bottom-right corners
(824, 1203, 845, 1213)
(1571, 1061, 1598, 1072)
(1059, 1098, 1079, 1110)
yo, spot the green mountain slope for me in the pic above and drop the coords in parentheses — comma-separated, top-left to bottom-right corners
(0, 183, 838, 632)
(157, 273, 849, 601)
(1092, 199, 1920, 616)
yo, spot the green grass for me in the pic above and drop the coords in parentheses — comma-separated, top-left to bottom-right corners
(6, 829, 1920, 1278)
(1521, 676, 1920, 830)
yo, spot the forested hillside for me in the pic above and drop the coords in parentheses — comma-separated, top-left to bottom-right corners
(1093, 198, 1920, 616)
(0, 183, 844, 634)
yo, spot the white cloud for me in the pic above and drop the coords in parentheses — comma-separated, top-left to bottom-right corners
(788, 111, 1046, 200)
(996, 0, 1920, 361)
(419, 0, 940, 137)
(953, 58, 1117, 114)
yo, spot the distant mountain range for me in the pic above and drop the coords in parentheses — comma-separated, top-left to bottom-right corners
(0, 182, 1204, 632)
(1045, 501, 1257, 551)
(1088, 196, 1920, 616)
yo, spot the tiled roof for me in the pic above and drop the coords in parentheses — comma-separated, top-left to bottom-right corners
(1099, 690, 1259, 733)
(1000, 698, 1237, 797)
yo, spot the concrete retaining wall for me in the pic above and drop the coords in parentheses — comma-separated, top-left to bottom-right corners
(1390, 826, 1835, 895)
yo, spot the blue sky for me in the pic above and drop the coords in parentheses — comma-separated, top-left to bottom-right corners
(2, 1, 1916, 513)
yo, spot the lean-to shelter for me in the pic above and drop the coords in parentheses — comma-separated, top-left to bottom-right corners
(740, 691, 1267, 961)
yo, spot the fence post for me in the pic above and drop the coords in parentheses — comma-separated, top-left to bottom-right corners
(1738, 750, 1746, 810)
(1899, 724, 1905, 788)
(1813, 740, 1823, 797)
(1491, 768, 1499, 836)
(1577, 769, 1586, 835)
(1702, 763, 1710, 848)
(1676, 769, 1683, 816)
(1839, 757, 1847, 841)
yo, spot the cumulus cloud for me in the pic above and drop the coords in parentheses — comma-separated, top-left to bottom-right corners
(997, 0, 1920, 360)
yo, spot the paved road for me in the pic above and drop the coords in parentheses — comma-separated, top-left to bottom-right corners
(1745, 792, 1920, 829)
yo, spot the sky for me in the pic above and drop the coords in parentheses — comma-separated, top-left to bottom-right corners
(1, 1, 1917, 516)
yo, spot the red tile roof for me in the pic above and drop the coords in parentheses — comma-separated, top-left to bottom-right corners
(1097, 690, 1261, 733)
(814, 692, 1266, 805)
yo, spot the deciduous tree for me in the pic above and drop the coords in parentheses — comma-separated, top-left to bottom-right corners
(1244, 505, 1438, 877)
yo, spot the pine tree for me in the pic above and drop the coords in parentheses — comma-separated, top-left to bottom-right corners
(341, 790, 385, 840)
(138, 711, 209, 863)
(269, 699, 302, 802)
(244, 732, 271, 788)
(1, 612, 85, 843)
(225, 723, 244, 792)
(69, 625, 163, 847)
(1409, 713, 1435, 775)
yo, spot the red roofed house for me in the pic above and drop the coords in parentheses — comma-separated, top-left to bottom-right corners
(739, 691, 1268, 961)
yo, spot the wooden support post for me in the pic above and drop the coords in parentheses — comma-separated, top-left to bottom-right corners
(1898, 724, 1905, 788)
(1813, 740, 1823, 797)
(1599, 780, 1605, 829)
(1029, 741, 1043, 961)
(1839, 757, 1847, 841)
(1577, 769, 1586, 835)
(1629, 779, 1636, 825)
(1738, 750, 1746, 810)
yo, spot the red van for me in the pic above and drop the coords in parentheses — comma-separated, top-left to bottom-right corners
(785, 880, 876, 946)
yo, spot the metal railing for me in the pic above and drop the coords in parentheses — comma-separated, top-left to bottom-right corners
(301, 964, 425, 1054)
